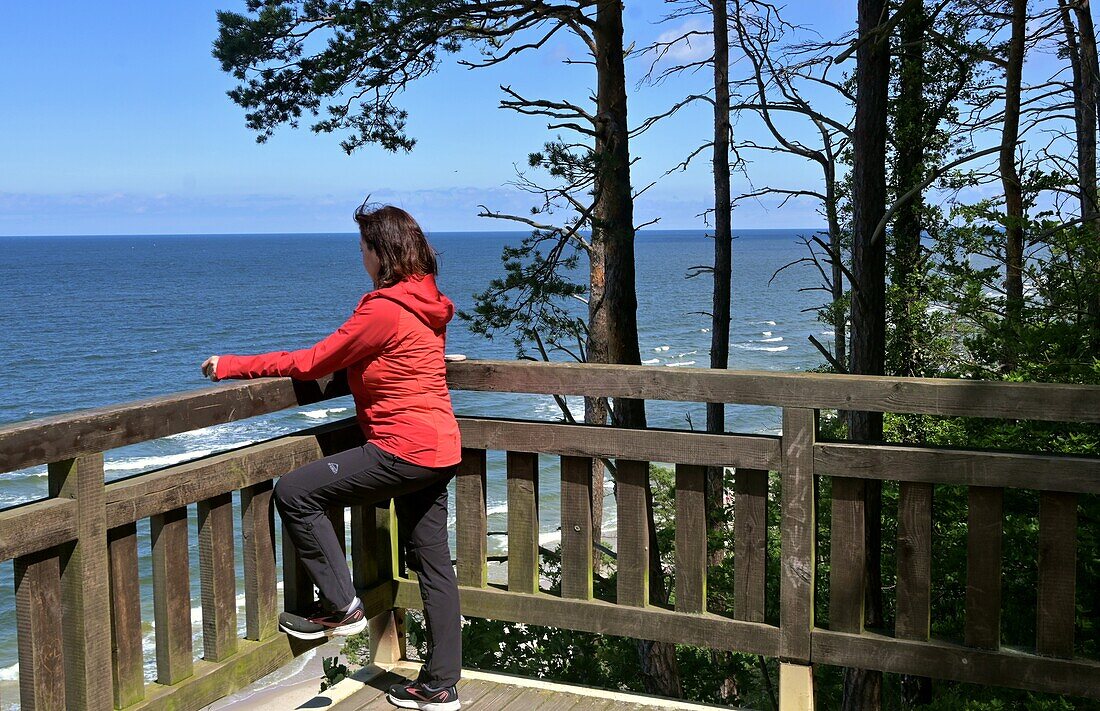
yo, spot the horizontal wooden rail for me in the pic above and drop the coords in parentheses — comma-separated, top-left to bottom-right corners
(815, 442, 1100, 493)
(445, 360, 1100, 423)
(0, 372, 349, 474)
(458, 416, 781, 469)
(394, 579, 781, 658)
(0, 498, 76, 561)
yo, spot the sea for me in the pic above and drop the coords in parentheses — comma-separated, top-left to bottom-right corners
(0, 229, 831, 703)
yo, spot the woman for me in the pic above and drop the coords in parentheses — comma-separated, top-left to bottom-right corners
(201, 201, 462, 710)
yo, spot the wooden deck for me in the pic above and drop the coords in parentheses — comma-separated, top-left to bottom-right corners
(326, 663, 733, 711)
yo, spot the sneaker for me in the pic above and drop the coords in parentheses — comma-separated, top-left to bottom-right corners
(386, 679, 461, 710)
(278, 598, 366, 640)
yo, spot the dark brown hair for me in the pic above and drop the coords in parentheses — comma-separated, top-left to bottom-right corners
(354, 204, 438, 288)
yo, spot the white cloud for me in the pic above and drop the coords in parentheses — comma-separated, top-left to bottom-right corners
(653, 18, 715, 64)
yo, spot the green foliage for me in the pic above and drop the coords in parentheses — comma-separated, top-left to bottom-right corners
(340, 630, 371, 667)
(319, 655, 349, 692)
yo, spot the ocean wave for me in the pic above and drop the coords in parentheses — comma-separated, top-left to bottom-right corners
(759, 336, 783, 343)
(487, 503, 508, 517)
(675, 350, 698, 358)
(652, 345, 670, 352)
(700, 328, 710, 333)
(733, 344, 789, 352)
(104, 450, 215, 473)
(820, 330, 835, 336)
(751, 320, 777, 326)
(300, 407, 350, 420)
(665, 361, 696, 367)
(0, 662, 16, 681)
(641, 358, 660, 365)
(762, 331, 772, 337)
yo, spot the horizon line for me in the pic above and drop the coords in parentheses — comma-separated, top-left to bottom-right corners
(0, 226, 829, 239)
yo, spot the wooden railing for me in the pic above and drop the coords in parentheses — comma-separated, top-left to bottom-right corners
(1, 360, 1099, 709)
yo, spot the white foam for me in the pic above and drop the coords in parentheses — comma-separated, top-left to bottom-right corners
(641, 358, 660, 365)
(700, 328, 710, 333)
(665, 361, 696, 367)
(0, 662, 17, 681)
(751, 320, 777, 326)
(104, 450, 215, 473)
(487, 503, 508, 516)
(762, 331, 772, 337)
(301, 407, 350, 419)
(653, 345, 670, 352)
(733, 344, 789, 352)
(760, 336, 783, 343)
(820, 330, 835, 336)
(675, 350, 698, 358)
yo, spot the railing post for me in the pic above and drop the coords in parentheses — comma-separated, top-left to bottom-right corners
(14, 548, 65, 710)
(366, 501, 404, 665)
(780, 408, 817, 710)
(49, 454, 112, 710)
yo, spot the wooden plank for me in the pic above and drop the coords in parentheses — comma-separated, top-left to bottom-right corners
(779, 408, 816, 663)
(126, 634, 325, 711)
(733, 468, 767, 623)
(105, 431, 345, 528)
(675, 464, 707, 613)
(198, 493, 238, 662)
(49, 453, 113, 708)
(458, 417, 781, 470)
(14, 548, 65, 710)
(829, 477, 865, 634)
(0, 372, 350, 474)
(812, 628, 1100, 700)
(283, 526, 315, 612)
(151, 505, 193, 685)
(895, 482, 932, 641)
(779, 662, 815, 711)
(815, 442, 1100, 494)
(560, 455, 593, 600)
(615, 459, 649, 608)
(351, 504, 375, 591)
(108, 523, 145, 708)
(0, 498, 77, 563)
(965, 486, 1003, 650)
(506, 451, 540, 595)
(445, 359, 1100, 423)
(329, 505, 347, 556)
(456, 448, 488, 588)
(394, 579, 779, 657)
(241, 481, 278, 641)
(1036, 491, 1077, 657)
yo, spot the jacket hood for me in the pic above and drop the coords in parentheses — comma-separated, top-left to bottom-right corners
(363, 274, 454, 330)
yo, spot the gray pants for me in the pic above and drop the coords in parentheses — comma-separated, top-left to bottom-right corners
(273, 441, 461, 687)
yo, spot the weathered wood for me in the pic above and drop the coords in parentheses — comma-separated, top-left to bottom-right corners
(151, 505, 193, 685)
(283, 526, 315, 612)
(507, 451, 540, 595)
(394, 579, 779, 657)
(1036, 491, 1077, 657)
(459, 417, 780, 470)
(733, 468, 767, 623)
(965, 486, 1003, 650)
(779, 662, 815, 711)
(560, 455, 593, 600)
(49, 454, 113, 709)
(107, 523, 145, 708)
(105, 431, 344, 528)
(812, 628, 1100, 700)
(615, 459, 649, 608)
(445, 359, 1100, 423)
(0, 498, 76, 563)
(15, 548, 64, 711)
(779, 408, 816, 663)
(368, 608, 407, 666)
(126, 635, 326, 711)
(198, 493, 238, 663)
(456, 448, 488, 588)
(829, 477, 865, 633)
(895, 482, 932, 641)
(0, 372, 350, 474)
(328, 505, 347, 556)
(675, 464, 707, 613)
(815, 442, 1100, 494)
(240, 481, 278, 641)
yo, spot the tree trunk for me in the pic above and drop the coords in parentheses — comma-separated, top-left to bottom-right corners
(1070, 1, 1100, 353)
(586, 234, 609, 563)
(707, 0, 734, 564)
(844, 0, 890, 708)
(1001, 0, 1026, 370)
(593, 0, 679, 697)
(892, 1, 926, 379)
(825, 165, 847, 373)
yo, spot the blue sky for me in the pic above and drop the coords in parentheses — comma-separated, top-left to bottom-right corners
(3, 1, 858, 235)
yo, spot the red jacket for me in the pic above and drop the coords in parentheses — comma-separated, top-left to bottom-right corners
(216, 274, 462, 468)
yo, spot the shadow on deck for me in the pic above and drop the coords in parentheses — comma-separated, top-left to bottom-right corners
(311, 662, 735, 711)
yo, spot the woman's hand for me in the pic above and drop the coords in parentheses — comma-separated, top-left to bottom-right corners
(201, 356, 221, 381)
